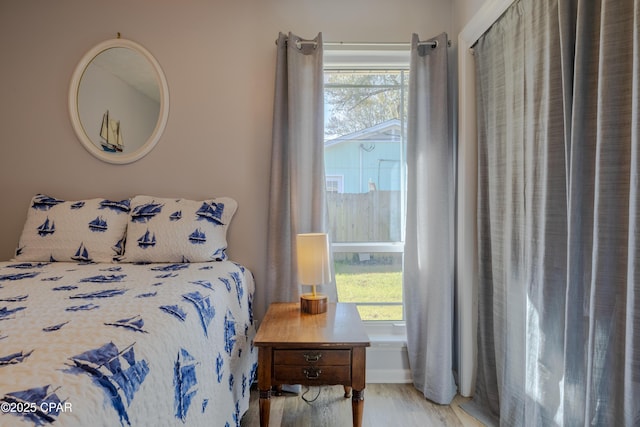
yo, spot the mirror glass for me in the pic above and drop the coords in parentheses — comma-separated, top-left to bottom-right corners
(69, 38, 169, 164)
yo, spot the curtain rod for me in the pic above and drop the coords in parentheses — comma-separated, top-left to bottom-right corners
(324, 41, 439, 48)
(278, 39, 440, 49)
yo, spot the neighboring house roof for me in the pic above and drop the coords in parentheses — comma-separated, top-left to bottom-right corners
(324, 119, 402, 148)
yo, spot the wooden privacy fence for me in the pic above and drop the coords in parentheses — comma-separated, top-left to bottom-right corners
(326, 190, 401, 243)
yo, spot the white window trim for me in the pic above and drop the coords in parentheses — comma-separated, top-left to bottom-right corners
(324, 46, 410, 70)
(332, 242, 404, 253)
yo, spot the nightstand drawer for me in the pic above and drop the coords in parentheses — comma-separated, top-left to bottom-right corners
(273, 365, 351, 383)
(273, 349, 351, 366)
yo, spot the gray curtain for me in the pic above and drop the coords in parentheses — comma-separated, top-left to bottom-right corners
(404, 32, 457, 405)
(262, 32, 336, 319)
(469, 0, 640, 425)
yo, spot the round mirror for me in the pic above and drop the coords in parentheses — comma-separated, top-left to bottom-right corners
(69, 38, 169, 164)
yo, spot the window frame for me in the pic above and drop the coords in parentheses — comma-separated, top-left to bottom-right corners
(325, 175, 344, 193)
(323, 46, 410, 327)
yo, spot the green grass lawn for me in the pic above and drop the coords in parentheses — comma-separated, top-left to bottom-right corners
(334, 262, 403, 321)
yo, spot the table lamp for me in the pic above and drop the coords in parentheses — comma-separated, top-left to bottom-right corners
(296, 233, 331, 314)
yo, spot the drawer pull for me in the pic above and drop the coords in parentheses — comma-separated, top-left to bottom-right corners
(303, 367, 322, 380)
(303, 353, 322, 363)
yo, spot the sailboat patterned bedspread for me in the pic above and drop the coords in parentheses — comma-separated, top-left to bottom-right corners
(0, 260, 257, 427)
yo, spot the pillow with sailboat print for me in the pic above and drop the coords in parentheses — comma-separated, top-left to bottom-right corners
(122, 195, 237, 263)
(13, 194, 130, 263)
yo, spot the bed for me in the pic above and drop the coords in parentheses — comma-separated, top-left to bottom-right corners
(0, 195, 257, 427)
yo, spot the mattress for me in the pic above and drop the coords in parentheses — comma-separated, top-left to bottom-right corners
(0, 260, 257, 427)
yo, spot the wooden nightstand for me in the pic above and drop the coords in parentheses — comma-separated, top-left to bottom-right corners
(254, 302, 370, 427)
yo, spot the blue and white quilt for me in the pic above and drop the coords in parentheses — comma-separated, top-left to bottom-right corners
(0, 261, 257, 427)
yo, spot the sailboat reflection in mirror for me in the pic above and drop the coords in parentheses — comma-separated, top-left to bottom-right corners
(100, 110, 124, 153)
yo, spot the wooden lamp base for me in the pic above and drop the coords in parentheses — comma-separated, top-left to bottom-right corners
(300, 294, 328, 314)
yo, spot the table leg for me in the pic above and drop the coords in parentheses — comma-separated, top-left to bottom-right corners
(352, 389, 364, 427)
(258, 388, 271, 427)
(350, 346, 366, 427)
(257, 347, 273, 427)
(343, 385, 352, 398)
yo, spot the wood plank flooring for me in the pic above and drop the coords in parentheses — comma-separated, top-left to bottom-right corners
(241, 384, 485, 426)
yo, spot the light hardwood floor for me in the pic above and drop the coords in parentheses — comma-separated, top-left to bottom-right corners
(241, 384, 485, 427)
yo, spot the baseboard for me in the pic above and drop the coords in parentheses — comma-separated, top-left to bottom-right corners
(366, 340, 412, 384)
(367, 368, 412, 383)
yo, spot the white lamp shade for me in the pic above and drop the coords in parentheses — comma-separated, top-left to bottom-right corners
(296, 233, 332, 285)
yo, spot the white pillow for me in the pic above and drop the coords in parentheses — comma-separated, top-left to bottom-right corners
(122, 195, 237, 263)
(13, 194, 130, 263)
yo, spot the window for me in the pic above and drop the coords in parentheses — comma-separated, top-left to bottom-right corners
(325, 175, 344, 193)
(324, 48, 409, 322)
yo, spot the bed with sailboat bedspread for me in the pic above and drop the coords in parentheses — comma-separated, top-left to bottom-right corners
(0, 194, 257, 427)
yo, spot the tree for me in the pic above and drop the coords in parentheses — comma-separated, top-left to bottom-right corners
(324, 70, 409, 138)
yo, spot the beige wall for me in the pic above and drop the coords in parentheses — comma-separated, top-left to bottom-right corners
(453, 0, 488, 35)
(0, 0, 456, 300)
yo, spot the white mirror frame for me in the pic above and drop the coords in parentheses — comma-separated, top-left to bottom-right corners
(68, 38, 169, 164)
